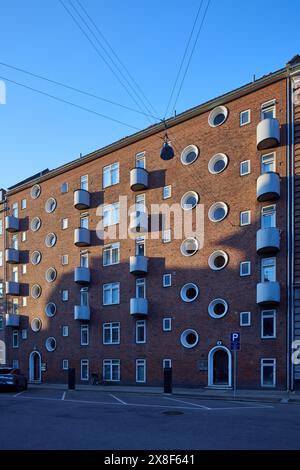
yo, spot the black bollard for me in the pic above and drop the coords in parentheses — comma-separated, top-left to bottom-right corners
(68, 368, 76, 390)
(164, 367, 172, 394)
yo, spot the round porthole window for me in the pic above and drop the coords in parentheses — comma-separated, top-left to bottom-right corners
(181, 283, 199, 302)
(45, 233, 57, 248)
(45, 337, 56, 352)
(45, 198, 57, 214)
(31, 284, 42, 299)
(208, 299, 228, 318)
(180, 238, 199, 257)
(181, 191, 199, 210)
(208, 153, 229, 174)
(208, 250, 229, 271)
(180, 145, 199, 166)
(181, 329, 199, 349)
(31, 318, 42, 332)
(208, 202, 229, 222)
(31, 217, 42, 232)
(45, 302, 57, 318)
(31, 184, 41, 199)
(46, 267, 57, 283)
(31, 251, 42, 265)
(208, 106, 228, 127)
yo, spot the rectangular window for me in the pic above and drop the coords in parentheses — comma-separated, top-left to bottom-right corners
(62, 359, 69, 370)
(136, 278, 146, 298)
(103, 282, 120, 305)
(22, 297, 27, 307)
(12, 299, 19, 315)
(135, 152, 146, 169)
(261, 152, 276, 173)
(163, 274, 172, 287)
(240, 210, 251, 226)
(135, 237, 145, 256)
(12, 330, 19, 348)
(80, 251, 89, 268)
(80, 215, 89, 229)
(80, 289, 89, 307)
(240, 160, 250, 176)
(12, 235, 18, 250)
(12, 360, 19, 369)
(261, 358, 276, 387)
(61, 182, 69, 194)
(240, 261, 251, 277)
(62, 326, 69, 337)
(62, 255, 69, 266)
(62, 290, 69, 302)
(240, 109, 251, 126)
(135, 320, 146, 344)
(103, 359, 120, 382)
(22, 264, 27, 275)
(261, 100, 276, 120)
(80, 325, 89, 346)
(163, 185, 172, 199)
(12, 202, 18, 218)
(103, 203, 120, 227)
(261, 257, 276, 282)
(163, 359, 172, 369)
(162, 229, 171, 243)
(21, 329, 27, 340)
(21, 232, 27, 242)
(80, 359, 89, 381)
(61, 218, 69, 230)
(261, 310, 276, 339)
(21, 199, 27, 210)
(136, 359, 146, 383)
(103, 322, 120, 344)
(261, 205, 276, 229)
(103, 162, 119, 188)
(135, 193, 145, 212)
(80, 175, 88, 191)
(240, 311, 251, 326)
(103, 242, 120, 266)
(163, 318, 172, 331)
(12, 267, 18, 283)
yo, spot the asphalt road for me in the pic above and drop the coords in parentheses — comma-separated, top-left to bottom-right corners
(0, 388, 299, 450)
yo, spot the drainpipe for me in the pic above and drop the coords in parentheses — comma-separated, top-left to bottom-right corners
(286, 73, 291, 391)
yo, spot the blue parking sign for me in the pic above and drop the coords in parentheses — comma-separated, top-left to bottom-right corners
(230, 332, 240, 351)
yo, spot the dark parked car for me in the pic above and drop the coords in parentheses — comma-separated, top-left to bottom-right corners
(0, 368, 28, 392)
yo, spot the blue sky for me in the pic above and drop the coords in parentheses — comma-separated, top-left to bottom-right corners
(0, 0, 299, 189)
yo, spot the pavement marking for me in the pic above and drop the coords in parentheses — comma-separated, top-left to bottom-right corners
(110, 394, 127, 405)
(13, 391, 26, 398)
(208, 405, 274, 411)
(163, 396, 211, 410)
(62, 392, 66, 401)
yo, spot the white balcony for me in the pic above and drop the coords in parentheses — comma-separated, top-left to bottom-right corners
(257, 172, 280, 202)
(5, 215, 20, 233)
(5, 248, 20, 264)
(74, 305, 91, 321)
(256, 281, 280, 305)
(6, 281, 21, 296)
(74, 228, 91, 247)
(74, 189, 90, 210)
(130, 168, 149, 191)
(257, 118, 280, 150)
(256, 227, 280, 254)
(129, 211, 148, 233)
(130, 298, 148, 316)
(74, 267, 91, 285)
(129, 256, 148, 275)
(5, 314, 20, 328)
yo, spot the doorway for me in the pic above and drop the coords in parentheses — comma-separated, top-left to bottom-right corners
(208, 346, 232, 387)
(29, 351, 41, 382)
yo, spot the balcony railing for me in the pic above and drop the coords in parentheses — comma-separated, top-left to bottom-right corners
(74, 228, 91, 247)
(256, 118, 280, 150)
(256, 227, 280, 254)
(5, 314, 20, 328)
(6, 281, 21, 296)
(5, 248, 20, 264)
(130, 168, 149, 191)
(130, 298, 148, 316)
(74, 305, 91, 321)
(74, 189, 91, 210)
(5, 215, 20, 233)
(74, 267, 91, 285)
(256, 281, 280, 305)
(129, 255, 148, 275)
(257, 172, 280, 202)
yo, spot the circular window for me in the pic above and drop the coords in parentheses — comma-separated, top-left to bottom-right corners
(181, 329, 199, 349)
(181, 283, 199, 302)
(46, 267, 57, 283)
(208, 106, 228, 127)
(31, 251, 42, 265)
(31, 318, 42, 332)
(208, 202, 229, 222)
(31, 284, 42, 299)
(31, 184, 41, 199)
(180, 145, 199, 166)
(45, 302, 57, 318)
(208, 299, 228, 318)
(31, 217, 42, 232)
(45, 337, 56, 352)
(45, 233, 57, 248)
(45, 198, 57, 214)
(208, 153, 229, 174)
(181, 191, 199, 210)
(208, 250, 229, 271)
(181, 238, 199, 257)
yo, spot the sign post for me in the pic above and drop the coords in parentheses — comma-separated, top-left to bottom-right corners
(230, 332, 241, 400)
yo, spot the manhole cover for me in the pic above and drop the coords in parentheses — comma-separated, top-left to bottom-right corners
(162, 410, 184, 416)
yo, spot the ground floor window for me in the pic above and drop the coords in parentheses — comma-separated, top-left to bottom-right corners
(103, 359, 120, 382)
(80, 359, 89, 381)
(136, 359, 146, 383)
(261, 358, 276, 387)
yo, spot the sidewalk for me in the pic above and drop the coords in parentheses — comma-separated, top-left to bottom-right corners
(28, 382, 300, 404)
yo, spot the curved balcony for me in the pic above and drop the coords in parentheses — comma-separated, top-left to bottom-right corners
(129, 210, 148, 233)
(74, 267, 91, 285)
(5, 248, 20, 264)
(256, 281, 280, 305)
(130, 168, 149, 191)
(256, 228, 280, 254)
(74, 228, 91, 247)
(257, 118, 280, 150)
(74, 189, 90, 210)
(129, 255, 148, 275)
(257, 172, 280, 202)
(5, 314, 20, 328)
(6, 281, 21, 296)
(74, 305, 91, 321)
(130, 298, 148, 316)
(5, 215, 20, 233)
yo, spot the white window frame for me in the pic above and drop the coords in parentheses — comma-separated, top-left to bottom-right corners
(261, 358, 276, 387)
(103, 162, 119, 188)
(163, 274, 172, 287)
(261, 100, 276, 120)
(261, 257, 276, 282)
(62, 255, 69, 266)
(136, 359, 146, 383)
(240, 109, 251, 126)
(80, 175, 88, 191)
(240, 311, 251, 326)
(61, 218, 69, 230)
(240, 160, 251, 176)
(103, 359, 120, 382)
(135, 152, 146, 169)
(62, 359, 69, 370)
(12, 202, 18, 218)
(135, 320, 146, 344)
(62, 326, 69, 337)
(261, 205, 276, 229)
(103, 322, 120, 345)
(261, 152, 276, 174)
(240, 210, 251, 226)
(62, 290, 69, 302)
(80, 325, 89, 346)
(136, 278, 146, 298)
(22, 264, 27, 275)
(80, 251, 89, 268)
(80, 359, 89, 381)
(163, 359, 172, 369)
(21, 199, 27, 210)
(261, 310, 276, 339)
(163, 318, 172, 332)
(21, 232, 27, 242)
(22, 297, 27, 307)
(240, 261, 251, 277)
(135, 237, 145, 256)
(162, 229, 171, 243)
(12, 267, 19, 283)
(163, 185, 172, 200)
(80, 215, 89, 229)
(61, 182, 69, 194)
(103, 202, 120, 227)
(103, 282, 120, 306)
(103, 242, 120, 266)
(12, 330, 19, 348)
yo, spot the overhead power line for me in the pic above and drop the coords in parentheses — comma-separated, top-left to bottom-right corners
(0, 61, 159, 120)
(0, 75, 141, 131)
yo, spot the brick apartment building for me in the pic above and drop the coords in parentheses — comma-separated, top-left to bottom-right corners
(1, 56, 300, 389)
